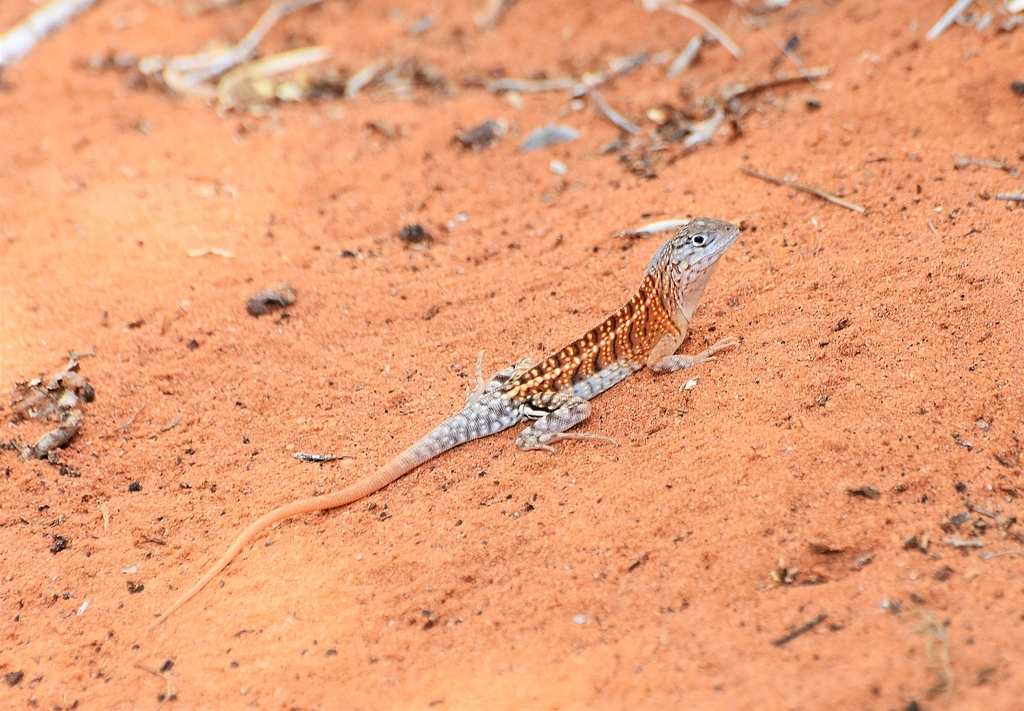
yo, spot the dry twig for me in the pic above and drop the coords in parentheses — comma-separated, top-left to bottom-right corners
(740, 166, 866, 214)
(910, 610, 954, 694)
(158, 416, 182, 433)
(772, 613, 827, 646)
(0, 0, 98, 66)
(721, 66, 831, 102)
(134, 663, 176, 706)
(980, 549, 1024, 559)
(953, 156, 1012, 172)
(926, 0, 975, 41)
(588, 88, 640, 135)
(114, 405, 146, 434)
(140, 0, 322, 91)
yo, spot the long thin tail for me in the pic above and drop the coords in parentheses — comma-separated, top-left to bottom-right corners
(148, 444, 435, 630)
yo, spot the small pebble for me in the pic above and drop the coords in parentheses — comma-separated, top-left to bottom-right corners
(246, 283, 296, 317)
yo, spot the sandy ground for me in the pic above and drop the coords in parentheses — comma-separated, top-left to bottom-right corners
(1, 0, 1023, 708)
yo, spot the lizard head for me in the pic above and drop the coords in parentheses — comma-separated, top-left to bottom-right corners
(646, 217, 740, 325)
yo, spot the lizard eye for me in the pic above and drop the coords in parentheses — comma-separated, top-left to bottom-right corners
(691, 233, 707, 247)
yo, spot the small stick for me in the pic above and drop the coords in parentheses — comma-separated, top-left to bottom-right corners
(995, 193, 1024, 201)
(953, 156, 1011, 171)
(155, 0, 323, 88)
(967, 504, 999, 519)
(488, 77, 576, 93)
(587, 88, 640, 135)
(684, 103, 724, 148)
(947, 537, 986, 548)
(740, 166, 866, 214)
(134, 663, 176, 706)
(114, 405, 146, 433)
(68, 349, 97, 360)
(344, 60, 382, 99)
(0, 0, 98, 66)
(927, 220, 940, 237)
(667, 35, 702, 78)
(721, 67, 831, 102)
(158, 416, 182, 433)
(772, 613, 827, 647)
(293, 452, 346, 463)
(926, 0, 975, 41)
(980, 549, 1024, 560)
(764, 28, 810, 76)
(910, 610, 954, 694)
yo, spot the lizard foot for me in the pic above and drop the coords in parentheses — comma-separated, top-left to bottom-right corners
(517, 431, 619, 453)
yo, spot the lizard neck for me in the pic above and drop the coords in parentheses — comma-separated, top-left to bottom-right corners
(504, 273, 680, 398)
(652, 260, 720, 336)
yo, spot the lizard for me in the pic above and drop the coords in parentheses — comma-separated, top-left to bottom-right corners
(150, 216, 741, 628)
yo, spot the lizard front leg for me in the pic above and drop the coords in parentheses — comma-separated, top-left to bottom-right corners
(516, 391, 618, 453)
(646, 333, 739, 374)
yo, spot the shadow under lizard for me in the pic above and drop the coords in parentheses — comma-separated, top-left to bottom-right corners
(150, 216, 741, 628)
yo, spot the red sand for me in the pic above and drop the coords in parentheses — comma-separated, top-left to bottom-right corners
(1, 1, 1022, 708)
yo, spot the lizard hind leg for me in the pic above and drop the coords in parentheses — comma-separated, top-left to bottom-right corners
(648, 336, 739, 373)
(516, 393, 619, 453)
(466, 350, 489, 406)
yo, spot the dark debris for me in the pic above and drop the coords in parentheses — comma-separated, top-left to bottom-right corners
(246, 283, 297, 317)
(399, 224, 433, 244)
(454, 120, 505, 150)
(9, 358, 92, 459)
(847, 485, 880, 500)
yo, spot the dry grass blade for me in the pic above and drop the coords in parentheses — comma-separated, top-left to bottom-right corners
(642, 0, 743, 58)
(588, 88, 640, 135)
(740, 166, 866, 214)
(134, 663, 176, 706)
(910, 610, 954, 694)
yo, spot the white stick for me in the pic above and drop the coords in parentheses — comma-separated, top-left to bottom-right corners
(925, 0, 974, 40)
(0, 0, 98, 67)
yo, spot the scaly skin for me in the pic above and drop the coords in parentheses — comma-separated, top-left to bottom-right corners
(150, 216, 740, 629)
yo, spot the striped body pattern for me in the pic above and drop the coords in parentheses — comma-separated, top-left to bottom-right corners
(503, 272, 677, 402)
(151, 217, 740, 627)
